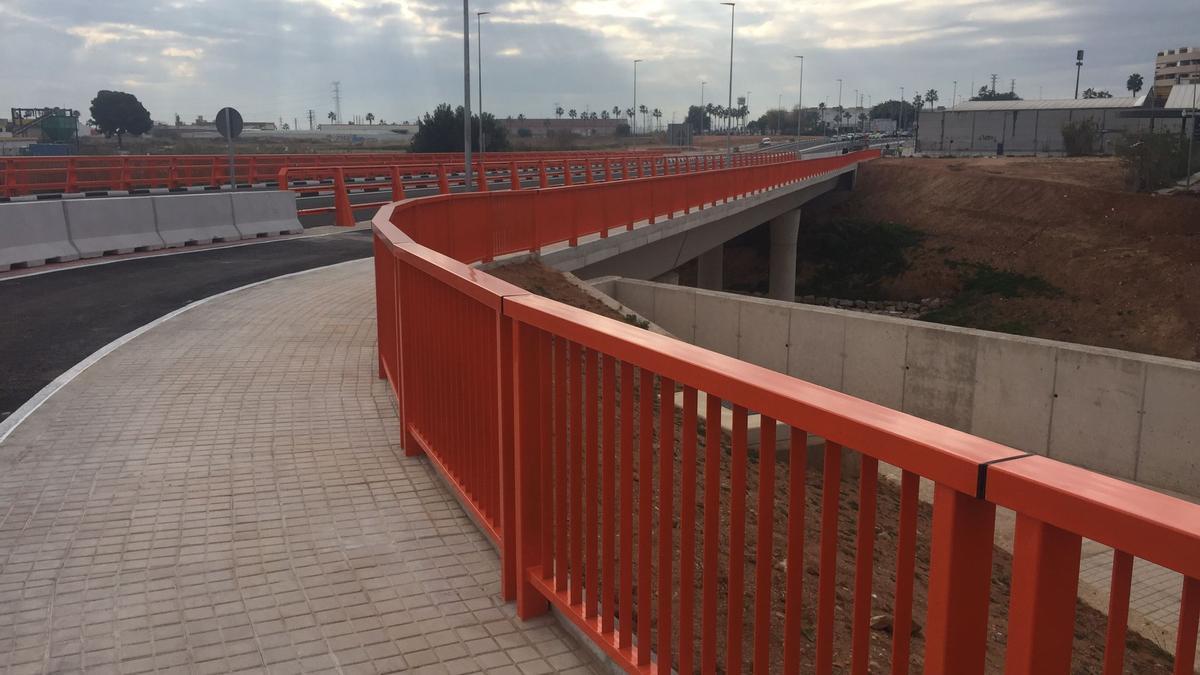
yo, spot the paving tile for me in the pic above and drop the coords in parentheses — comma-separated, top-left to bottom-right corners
(0, 261, 605, 674)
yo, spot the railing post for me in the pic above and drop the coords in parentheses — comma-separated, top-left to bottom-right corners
(333, 168, 354, 227)
(509, 161, 520, 191)
(277, 169, 288, 192)
(604, 158, 612, 182)
(477, 162, 488, 192)
(584, 158, 594, 184)
(1003, 514, 1082, 675)
(437, 164, 450, 194)
(510, 319, 550, 619)
(923, 484, 996, 675)
(391, 166, 405, 200)
(563, 160, 574, 186)
(65, 158, 77, 194)
(539, 160, 549, 189)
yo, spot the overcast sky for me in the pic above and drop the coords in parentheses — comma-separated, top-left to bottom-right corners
(1, 0, 1194, 126)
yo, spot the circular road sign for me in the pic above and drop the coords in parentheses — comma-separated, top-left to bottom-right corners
(215, 107, 243, 140)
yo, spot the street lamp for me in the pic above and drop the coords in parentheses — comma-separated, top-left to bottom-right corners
(794, 55, 804, 138)
(836, 78, 842, 133)
(462, 0, 473, 190)
(633, 59, 643, 135)
(952, 80, 957, 109)
(700, 81, 707, 134)
(476, 11, 490, 158)
(721, 2, 735, 163)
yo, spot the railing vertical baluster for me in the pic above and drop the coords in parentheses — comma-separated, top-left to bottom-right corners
(851, 456, 879, 675)
(678, 386, 698, 675)
(702, 393, 722, 674)
(752, 416, 777, 675)
(570, 342, 584, 606)
(585, 349, 600, 618)
(512, 320, 549, 618)
(1101, 550, 1133, 675)
(923, 484, 996, 675)
(1174, 576, 1200, 675)
(538, 332, 554, 583)
(783, 428, 809, 674)
(815, 441, 843, 675)
(726, 405, 749, 674)
(891, 470, 920, 675)
(601, 355, 617, 635)
(658, 376, 676, 673)
(619, 361, 635, 651)
(1004, 515, 1083, 674)
(555, 339, 569, 594)
(637, 368, 654, 666)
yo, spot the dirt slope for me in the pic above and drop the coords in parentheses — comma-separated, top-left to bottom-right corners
(809, 158, 1200, 360)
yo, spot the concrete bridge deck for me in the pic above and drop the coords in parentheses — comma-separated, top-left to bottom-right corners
(0, 260, 604, 675)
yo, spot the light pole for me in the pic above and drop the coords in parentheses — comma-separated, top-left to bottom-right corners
(1189, 79, 1197, 188)
(899, 86, 905, 131)
(1074, 49, 1085, 99)
(721, 2, 735, 163)
(836, 78, 842, 133)
(700, 81, 707, 134)
(952, 80, 957, 109)
(476, 11, 490, 158)
(794, 55, 804, 138)
(633, 59, 643, 135)
(462, 0, 473, 190)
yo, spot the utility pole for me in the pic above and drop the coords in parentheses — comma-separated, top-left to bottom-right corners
(633, 59, 643, 135)
(794, 55, 804, 138)
(306, 109, 315, 130)
(700, 80, 706, 134)
(1010, 78, 1016, 94)
(836, 78, 843, 133)
(477, 11, 490, 157)
(331, 81, 342, 122)
(722, 2, 736, 164)
(1075, 50, 1085, 99)
(462, 0, 473, 190)
(952, 80, 957, 108)
(990, 74, 998, 95)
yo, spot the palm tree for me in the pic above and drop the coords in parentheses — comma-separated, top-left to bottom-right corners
(638, 104, 648, 133)
(327, 111, 336, 123)
(924, 89, 938, 109)
(818, 101, 827, 134)
(1127, 73, 1144, 97)
(517, 113, 525, 120)
(652, 108, 662, 132)
(600, 110, 610, 120)
(555, 106, 564, 119)
(365, 112, 375, 125)
(568, 109, 578, 119)
(612, 106, 621, 119)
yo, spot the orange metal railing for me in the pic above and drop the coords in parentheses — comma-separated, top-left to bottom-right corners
(0, 150, 676, 198)
(371, 148, 1200, 675)
(279, 151, 796, 227)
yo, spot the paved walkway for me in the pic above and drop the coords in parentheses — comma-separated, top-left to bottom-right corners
(0, 260, 605, 675)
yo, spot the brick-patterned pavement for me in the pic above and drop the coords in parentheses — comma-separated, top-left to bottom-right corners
(0, 259, 605, 675)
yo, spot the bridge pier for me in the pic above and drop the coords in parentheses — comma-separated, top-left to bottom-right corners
(697, 244, 723, 291)
(768, 208, 801, 302)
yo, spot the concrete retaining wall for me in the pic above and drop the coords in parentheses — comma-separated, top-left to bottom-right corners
(0, 201, 80, 271)
(596, 278, 1200, 497)
(0, 191, 304, 269)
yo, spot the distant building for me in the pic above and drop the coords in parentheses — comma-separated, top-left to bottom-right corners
(913, 96, 1184, 156)
(1154, 47, 1200, 102)
(498, 117, 621, 138)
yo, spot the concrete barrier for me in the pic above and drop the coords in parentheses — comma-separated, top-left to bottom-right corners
(232, 191, 304, 239)
(63, 196, 163, 257)
(599, 277, 1200, 499)
(0, 201, 80, 271)
(153, 193, 240, 247)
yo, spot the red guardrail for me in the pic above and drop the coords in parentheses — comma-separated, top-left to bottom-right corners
(372, 149, 1200, 675)
(0, 150, 671, 198)
(280, 151, 794, 227)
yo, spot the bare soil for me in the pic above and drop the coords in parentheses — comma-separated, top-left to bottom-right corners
(489, 258, 1179, 674)
(799, 159, 1200, 360)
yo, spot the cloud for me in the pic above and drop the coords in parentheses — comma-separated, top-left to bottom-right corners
(1, 0, 1195, 126)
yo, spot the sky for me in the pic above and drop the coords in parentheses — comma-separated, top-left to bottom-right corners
(1, 0, 1195, 127)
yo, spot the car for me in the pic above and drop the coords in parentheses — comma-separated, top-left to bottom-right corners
(759, 137, 772, 147)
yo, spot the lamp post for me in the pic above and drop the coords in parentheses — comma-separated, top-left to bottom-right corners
(476, 11, 490, 158)
(899, 86, 905, 131)
(1074, 49, 1085, 99)
(794, 55, 804, 138)
(721, 2, 735, 163)
(462, 0, 473, 190)
(700, 80, 707, 134)
(633, 59, 643, 135)
(952, 80, 957, 109)
(836, 78, 842, 133)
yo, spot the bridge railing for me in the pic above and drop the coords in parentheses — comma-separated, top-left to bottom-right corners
(370, 147, 1200, 675)
(278, 150, 806, 227)
(0, 149, 670, 198)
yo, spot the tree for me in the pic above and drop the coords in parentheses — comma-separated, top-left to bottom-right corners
(652, 108, 662, 131)
(817, 102, 827, 134)
(555, 106, 564, 119)
(281, 123, 290, 131)
(612, 106, 621, 119)
(1127, 73, 1144, 97)
(924, 89, 939, 109)
(517, 113, 525, 120)
(971, 87, 1021, 101)
(615, 122, 631, 137)
(638, 104, 648, 132)
(410, 103, 511, 153)
(174, 113, 182, 127)
(600, 110, 610, 120)
(328, 111, 336, 123)
(1082, 88, 1113, 99)
(366, 112, 375, 125)
(88, 90, 152, 148)
(686, 105, 709, 134)
(568, 108, 578, 119)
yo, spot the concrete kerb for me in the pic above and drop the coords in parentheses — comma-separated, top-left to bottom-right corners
(63, 196, 164, 257)
(153, 193, 240, 247)
(0, 201, 80, 271)
(232, 191, 304, 239)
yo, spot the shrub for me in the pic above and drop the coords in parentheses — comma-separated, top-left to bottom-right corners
(1061, 119, 1099, 156)
(517, 128, 532, 138)
(1116, 131, 1196, 191)
(615, 122, 631, 137)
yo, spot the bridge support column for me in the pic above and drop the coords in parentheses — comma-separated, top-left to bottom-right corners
(696, 245, 723, 291)
(768, 209, 801, 302)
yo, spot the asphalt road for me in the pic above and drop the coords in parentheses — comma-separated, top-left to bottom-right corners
(0, 229, 373, 422)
